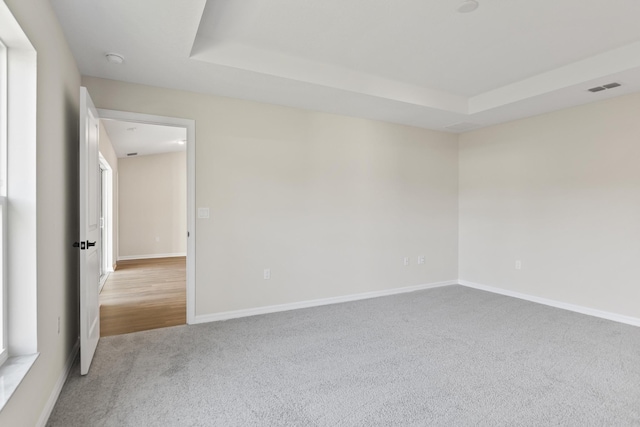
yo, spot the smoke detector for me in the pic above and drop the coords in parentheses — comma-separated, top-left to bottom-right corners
(457, 0, 479, 13)
(105, 53, 125, 64)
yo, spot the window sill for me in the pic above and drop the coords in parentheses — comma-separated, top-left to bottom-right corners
(0, 353, 39, 412)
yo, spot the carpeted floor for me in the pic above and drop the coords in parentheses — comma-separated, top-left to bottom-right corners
(48, 285, 640, 426)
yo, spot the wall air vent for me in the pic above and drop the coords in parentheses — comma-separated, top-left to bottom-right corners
(588, 82, 621, 93)
(127, 152, 138, 156)
(444, 122, 481, 132)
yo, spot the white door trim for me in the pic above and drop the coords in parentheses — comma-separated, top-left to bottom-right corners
(97, 109, 196, 325)
(98, 153, 113, 293)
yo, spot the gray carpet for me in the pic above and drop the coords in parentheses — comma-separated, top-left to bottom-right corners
(48, 285, 640, 426)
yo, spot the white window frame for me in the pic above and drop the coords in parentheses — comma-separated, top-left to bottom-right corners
(0, 1, 38, 411)
(0, 0, 37, 358)
(0, 197, 6, 367)
(0, 36, 8, 367)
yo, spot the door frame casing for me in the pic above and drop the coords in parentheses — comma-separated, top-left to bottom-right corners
(97, 109, 196, 324)
(98, 153, 113, 291)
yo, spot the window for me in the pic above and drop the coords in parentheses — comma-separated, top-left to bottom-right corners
(0, 0, 38, 399)
(0, 38, 7, 366)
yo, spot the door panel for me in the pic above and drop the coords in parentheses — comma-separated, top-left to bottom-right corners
(79, 87, 101, 375)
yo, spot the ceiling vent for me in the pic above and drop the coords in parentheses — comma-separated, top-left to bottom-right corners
(444, 122, 481, 132)
(127, 152, 138, 156)
(588, 82, 621, 93)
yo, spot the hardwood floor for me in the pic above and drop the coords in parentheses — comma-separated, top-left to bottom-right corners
(100, 257, 186, 337)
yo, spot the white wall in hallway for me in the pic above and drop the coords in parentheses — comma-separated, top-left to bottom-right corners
(118, 151, 187, 259)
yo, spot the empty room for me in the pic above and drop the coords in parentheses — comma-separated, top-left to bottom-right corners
(0, 0, 639, 426)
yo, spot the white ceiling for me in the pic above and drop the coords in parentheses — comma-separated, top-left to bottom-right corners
(52, 0, 640, 132)
(102, 119, 187, 158)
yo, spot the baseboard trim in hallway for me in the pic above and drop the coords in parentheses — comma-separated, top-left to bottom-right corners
(117, 253, 186, 261)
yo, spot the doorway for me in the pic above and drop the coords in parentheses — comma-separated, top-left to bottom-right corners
(96, 110, 195, 336)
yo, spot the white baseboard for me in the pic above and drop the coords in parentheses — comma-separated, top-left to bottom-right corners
(459, 280, 640, 328)
(193, 280, 457, 325)
(117, 252, 186, 261)
(36, 340, 79, 427)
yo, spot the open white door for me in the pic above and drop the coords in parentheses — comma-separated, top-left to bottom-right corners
(79, 87, 101, 375)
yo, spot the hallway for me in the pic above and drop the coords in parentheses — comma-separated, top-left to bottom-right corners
(100, 257, 186, 336)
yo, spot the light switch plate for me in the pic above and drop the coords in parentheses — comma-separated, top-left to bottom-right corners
(198, 207, 210, 219)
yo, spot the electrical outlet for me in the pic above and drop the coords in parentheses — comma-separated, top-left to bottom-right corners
(155, 236, 160, 242)
(403, 257, 410, 266)
(418, 255, 425, 265)
(515, 260, 522, 270)
(263, 268, 271, 280)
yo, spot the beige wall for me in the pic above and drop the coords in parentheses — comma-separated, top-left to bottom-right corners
(1, 1, 80, 426)
(459, 93, 640, 319)
(118, 151, 187, 258)
(98, 122, 118, 268)
(82, 76, 460, 316)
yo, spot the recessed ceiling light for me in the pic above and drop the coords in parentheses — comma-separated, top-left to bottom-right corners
(105, 53, 125, 64)
(457, 0, 479, 13)
(126, 127, 137, 132)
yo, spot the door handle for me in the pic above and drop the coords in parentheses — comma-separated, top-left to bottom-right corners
(73, 241, 96, 249)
